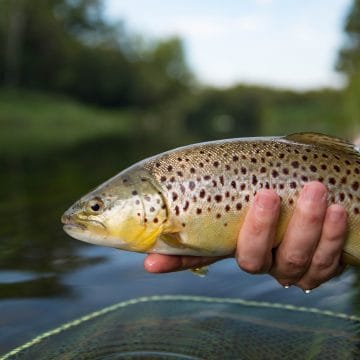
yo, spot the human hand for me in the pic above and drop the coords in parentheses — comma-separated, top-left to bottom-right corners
(144, 182, 347, 291)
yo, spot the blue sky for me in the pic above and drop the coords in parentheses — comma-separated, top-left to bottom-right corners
(105, 0, 353, 90)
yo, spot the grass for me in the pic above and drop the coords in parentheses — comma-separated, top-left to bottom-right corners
(0, 89, 134, 156)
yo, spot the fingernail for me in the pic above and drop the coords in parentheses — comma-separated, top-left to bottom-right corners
(301, 184, 326, 202)
(255, 192, 277, 210)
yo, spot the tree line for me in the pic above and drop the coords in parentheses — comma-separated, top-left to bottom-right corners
(0, 0, 359, 137)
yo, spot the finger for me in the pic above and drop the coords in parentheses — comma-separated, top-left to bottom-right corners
(271, 182, 327, 285)
(144, 254, 225, 273)
(236, 190, 280, 274)
(295, 204, 347, 290)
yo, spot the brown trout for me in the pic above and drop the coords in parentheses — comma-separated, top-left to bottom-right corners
(61, 133, 360, 266)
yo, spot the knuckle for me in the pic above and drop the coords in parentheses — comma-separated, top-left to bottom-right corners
(238, 258, 266, 274)
(284, 253, 309, 270)
(312, 253, 334, 270)
(303, 210, 323, 226)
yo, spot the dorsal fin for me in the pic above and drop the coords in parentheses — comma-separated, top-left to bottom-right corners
(284, 132, 360, 157)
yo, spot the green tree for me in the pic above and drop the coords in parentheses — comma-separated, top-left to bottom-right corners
(337, 0, 360, 129)
(0, 0, 193, 108)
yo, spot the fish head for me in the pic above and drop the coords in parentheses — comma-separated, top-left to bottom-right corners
(61, 167, 167, 252)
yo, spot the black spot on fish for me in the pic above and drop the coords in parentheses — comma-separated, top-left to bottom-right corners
(301, 176, 308, 182)
(189, 181, 196, 190)
(219, 176, 225, 186)
(309, 165, 317, 172)
(132, 190, 138, 196)
(352, 182, 359, 191)
(200, 189, 206, 198)
(252, 175, 258, 185)
(215, 195, 222, 203)
(183, 201, 189, 211)
(271, 170, 279, 178)
(196, 208, 202, 215)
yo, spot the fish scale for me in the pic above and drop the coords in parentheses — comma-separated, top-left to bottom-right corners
(62, 133, 360, 266)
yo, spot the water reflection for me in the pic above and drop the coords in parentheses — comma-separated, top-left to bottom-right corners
(0, 134, 178, 277)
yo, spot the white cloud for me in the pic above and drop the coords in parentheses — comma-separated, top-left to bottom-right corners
(105, 0, 353, 89)
(157, 15, 266, 39)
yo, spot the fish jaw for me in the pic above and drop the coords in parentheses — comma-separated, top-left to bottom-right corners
(62, 223, 128, 248)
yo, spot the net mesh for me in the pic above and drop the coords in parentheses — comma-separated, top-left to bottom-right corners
(2, 295, 360, 360)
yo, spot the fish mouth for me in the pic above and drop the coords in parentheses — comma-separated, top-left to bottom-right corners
(61, 213, 106, 230)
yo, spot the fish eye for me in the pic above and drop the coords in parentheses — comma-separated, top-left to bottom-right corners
(87, 199, 104, 214)
(91, 203, 100, 211)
